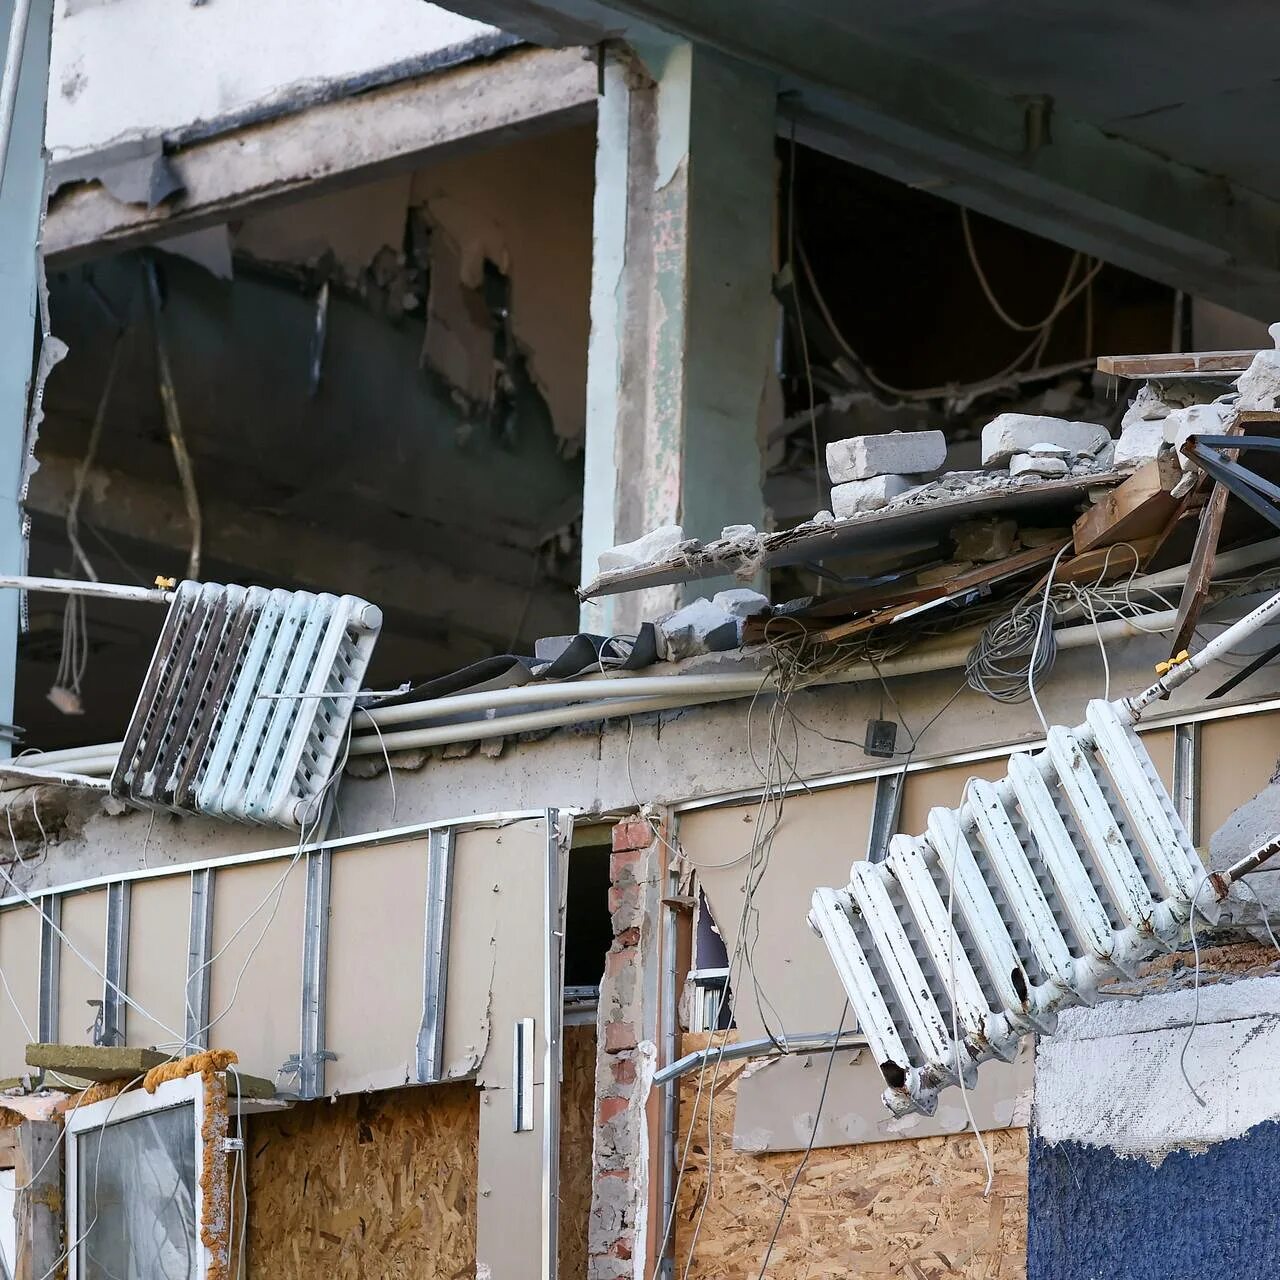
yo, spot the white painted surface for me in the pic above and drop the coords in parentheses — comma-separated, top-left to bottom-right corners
(1036, 975, 1280, 1160)
(47, 0, 503, 160)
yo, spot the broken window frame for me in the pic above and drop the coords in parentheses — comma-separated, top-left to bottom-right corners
(63, 1074, 224, 1280)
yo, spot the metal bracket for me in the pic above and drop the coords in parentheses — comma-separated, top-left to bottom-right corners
(37, 895, 60, 1043)
(865, 770, 905, 864)
(415, 827, 454, 1083)
(1183, 434, 1280, 533)
(513, 1016, 536, 1132)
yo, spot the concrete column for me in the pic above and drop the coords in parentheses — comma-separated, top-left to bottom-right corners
(0, 0, 55, 755)
(581, 41, 777, 634)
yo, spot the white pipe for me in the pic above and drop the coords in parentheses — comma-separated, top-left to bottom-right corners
(0, 575, 172, 604)
(0, 0, 33, 192)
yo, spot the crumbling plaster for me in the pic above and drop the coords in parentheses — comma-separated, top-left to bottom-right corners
(11, 617, 1280, 894)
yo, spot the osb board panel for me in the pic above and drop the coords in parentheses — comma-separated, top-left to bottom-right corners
(58, 889, 107, 1046)
(246, 1081, 479, 1279)
(208, 860, 305, 1080)
(125, 876, 190, 1049)
(897, 759, 1011, 837)
(679, 784, 876, 1039)
(1200, 711, 1280, 840)
(674, 1034, 1028, 1280)
(0, 907, 39, 1077)
(558, 1023, 596, 1280)
(326, 838, 430, 1093)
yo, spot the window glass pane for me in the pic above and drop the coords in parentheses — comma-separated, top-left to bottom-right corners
(77, 1104, 198, 1280)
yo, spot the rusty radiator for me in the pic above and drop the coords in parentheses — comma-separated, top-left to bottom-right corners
(112, 582, 381, 828)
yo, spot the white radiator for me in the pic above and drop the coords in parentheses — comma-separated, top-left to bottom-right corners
(112, 582, 382, 828)
(809, 698, 1217, 1117)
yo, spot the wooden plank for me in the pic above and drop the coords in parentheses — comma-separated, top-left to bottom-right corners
(1073, 453, 1183, 553)
(1031, 536, 1159, 593)
(14, 1121, 61, 1280)
(0, 1125, 16, 1170)
(1097, 350, 1259, 378)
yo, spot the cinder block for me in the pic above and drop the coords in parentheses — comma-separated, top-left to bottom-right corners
(831, 473, 913, 517)
(1010, 452, 1069, 478)
(826, 429, 946, 482)
(981, 413, 1109, 466)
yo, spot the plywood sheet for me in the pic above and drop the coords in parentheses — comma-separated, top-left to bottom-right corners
(558, 1023, 596, 1280)
(1200, 711, 1280, 841)
(326, 839, 430, 1093)
(246, 1082, 479, 1278)
(0, 906, 39, 1077)
(208, 859, 306, 1081)
(674, 1032, 1028, 1280)
(58, 889, 107, 1046)
(125, 876, 191, 1050)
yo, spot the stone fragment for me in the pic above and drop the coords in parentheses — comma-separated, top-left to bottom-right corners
(1122, 382, 1172, 426)
(717, 523, 757, 542)
(951, 518, 1018, 562)
(981, 413, 1110, 467)
(1113, 418, 1164, 470)
(1027, 442, 1073, 458)
(1234, 323, 1280, 410)
(826, 429, 947, 483)
(597, 524, 684, 574)
(811, 509, 835, 525)
(830, 474, 913, 517)
(658, 598, 740, 661)
(1162, 401, 1234, 467)
(711, 588, 770, 618)
(1010, 453, 1069, 478)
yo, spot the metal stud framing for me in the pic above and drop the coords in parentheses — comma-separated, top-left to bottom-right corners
(866, 770, 906, 863)
(37, 894, 60, 1044)
(299, 847, 332, 1099)
(416, 826, 454, 1083)
(1173, 720, 1201, 846)
(102, 881, 131, 1047)
(541, 808, 569, 1280)
(185, 868, 215, 1051)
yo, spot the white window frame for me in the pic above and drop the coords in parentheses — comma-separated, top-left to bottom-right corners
(64, 1075, 216, 1280)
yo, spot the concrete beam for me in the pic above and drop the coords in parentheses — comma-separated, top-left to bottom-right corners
(44, 44, 598, 264)
(454, 0, 1280, 317)
(28, 453, 574, 652)
(580, 43, 776, 633)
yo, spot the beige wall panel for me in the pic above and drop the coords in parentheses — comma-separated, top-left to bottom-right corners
(444, 821, 553, 1280)
(208, 860, 305, 1079)
(58, 890, 107, 1046)
(680, 784, 876, 1039)
(326, 838, 431, 1093)
(1200, 712, 1280, 840)
(0, 907, 40, 1077)
(897, 757, 1011, 836)
(1141, 726, 1176, 794)
(125, 876, 191, 1050)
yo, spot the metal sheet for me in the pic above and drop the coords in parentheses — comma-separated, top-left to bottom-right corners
(0, 905, 39, 1077)
(57, 889, 107, 1047)
(325, 837, 431, 1094)
(124, 875, 190, 1050)
(207, 858, 306, 1085)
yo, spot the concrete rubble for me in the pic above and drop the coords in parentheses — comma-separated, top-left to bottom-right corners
(826, 428, 946, 482)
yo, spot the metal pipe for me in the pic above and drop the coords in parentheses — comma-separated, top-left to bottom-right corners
(0, 0, 33, 193)
(0, 763, 108, 790)
(653, 1030, 867, 1086)
(0, 575, 172, 604)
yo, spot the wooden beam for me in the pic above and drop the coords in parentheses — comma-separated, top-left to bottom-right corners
(1096, 351, 1260, 378)
(14, 1121, 60, 1280)
(45, 45, 597, 264)
(1072, 453, 1183, 554)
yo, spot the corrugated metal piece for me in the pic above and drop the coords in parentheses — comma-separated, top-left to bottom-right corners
(112, 582, 381, 828)
(810, 698, 1215, 1117)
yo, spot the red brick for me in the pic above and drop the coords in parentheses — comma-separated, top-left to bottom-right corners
(598, 1095, 628, 1123)
(610, 844, 643, 879)
(611, 1056, 636, 1086)
(615, 926, 640, 947)
(609, 1238, 634, 1261)
(608, 883, 639, 915)
(611, 818, 653, 853)
(605, 946, 634, 977)
(604, 1020, 638, 1052)
(597, 1168, 627, 1181)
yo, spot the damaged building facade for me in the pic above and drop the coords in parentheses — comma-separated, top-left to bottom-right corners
(2, 0, 1280, 1278)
